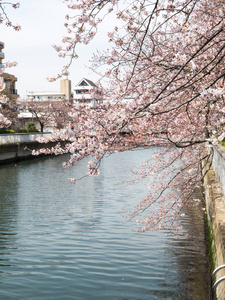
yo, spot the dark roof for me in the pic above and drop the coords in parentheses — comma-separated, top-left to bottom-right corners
(78, 78, 97, 87)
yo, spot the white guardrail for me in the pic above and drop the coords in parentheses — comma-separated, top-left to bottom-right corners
(0, 133, 52, 145)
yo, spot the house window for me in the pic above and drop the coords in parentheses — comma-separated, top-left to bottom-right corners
(79, 80, 88, 86)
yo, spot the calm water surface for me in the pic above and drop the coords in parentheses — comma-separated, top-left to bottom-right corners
(0, 149, 209, 299)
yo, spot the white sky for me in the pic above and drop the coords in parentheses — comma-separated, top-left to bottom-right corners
(1, 0, 112, 98)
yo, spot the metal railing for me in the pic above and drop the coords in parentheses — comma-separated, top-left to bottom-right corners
(210, 265, 225, 300)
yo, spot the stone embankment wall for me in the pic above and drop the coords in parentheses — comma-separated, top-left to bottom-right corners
(0, 133, 52, 145)
(203, 144, 225, 299)
(0, 133, 53, 164)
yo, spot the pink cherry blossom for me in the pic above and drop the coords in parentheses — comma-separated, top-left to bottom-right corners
(2, 0, 225, 235)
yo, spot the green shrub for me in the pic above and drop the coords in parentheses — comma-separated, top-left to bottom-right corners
(219, 141, 225, 147)
(26, 122, 39, 133)
(0, 128, 15, 134)
(18, 122, 39, 133)
(18, 129, 28, 133)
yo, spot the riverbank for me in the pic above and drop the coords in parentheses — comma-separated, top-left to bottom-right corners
(203, 144, 225, 299)
(0, 133, 56, 164)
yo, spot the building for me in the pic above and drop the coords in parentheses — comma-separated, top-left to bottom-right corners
(73, 78, 103, 108)
(0, 41, 4, 68)
(60, 78, 71, 101)
(2, 73, 18, 100)
(26, 91, 67, 102)
(26, 78, 71, 102)
(21, 79, 72, 132)
(0, 41, 18, 100)
(26, 78, 102, 107)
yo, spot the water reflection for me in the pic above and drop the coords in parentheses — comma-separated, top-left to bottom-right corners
(0, 164, 19, 263)
(0, 150, 209, 299)
(164, 188, 210, 299)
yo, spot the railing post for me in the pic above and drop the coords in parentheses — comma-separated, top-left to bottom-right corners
(210, 264, 225, 300)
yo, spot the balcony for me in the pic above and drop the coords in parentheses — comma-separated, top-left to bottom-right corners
(73, 93, 93, 100)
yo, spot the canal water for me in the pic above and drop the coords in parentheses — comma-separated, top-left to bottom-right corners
(0, 148, 209, 299)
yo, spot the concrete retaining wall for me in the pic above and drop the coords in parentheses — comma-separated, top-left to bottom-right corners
(0, 133, 56, 164)
(203, 144, 225, 299)
(0, 133, 51, 145)
(212, 144, 225, 196)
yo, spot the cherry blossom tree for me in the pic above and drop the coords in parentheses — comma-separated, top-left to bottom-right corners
(3, 0, 225, 233)
(24, 98, 75, 132)
(39, 0, 225, 234)
(49, 101, 75, 130)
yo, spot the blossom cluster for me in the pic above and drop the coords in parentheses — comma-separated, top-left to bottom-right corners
(0, 1, 21, 30)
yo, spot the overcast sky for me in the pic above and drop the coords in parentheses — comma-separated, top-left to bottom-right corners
(1, 0, 111, 98)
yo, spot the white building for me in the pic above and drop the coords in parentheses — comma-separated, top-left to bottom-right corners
(26, 78, 72, 102)
(26, 91, 66, 101)
(73, 78, 103, 108)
